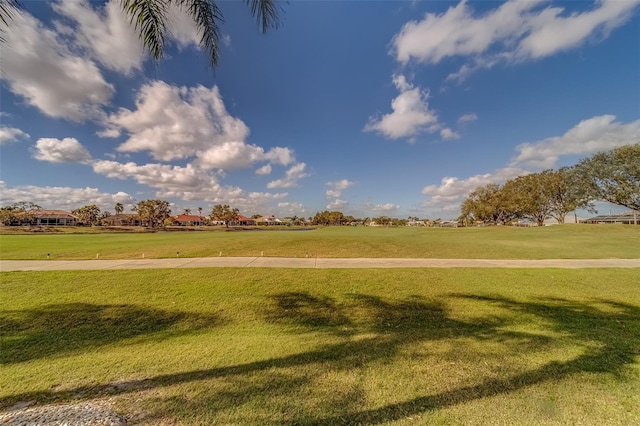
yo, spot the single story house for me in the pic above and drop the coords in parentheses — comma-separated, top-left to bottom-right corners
(228, 215, 257, 226)
(172, 215, 206, 226)
(102, 214, 141, 226)
(30, 210, 78, 226)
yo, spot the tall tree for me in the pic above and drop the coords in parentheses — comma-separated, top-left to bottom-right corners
(72, 204, 102, 226)
(134, 199, 171, 227)
(1, 0, 282, 68)
(210, 204, 239, 228)
(576, 143, 640, 211)
(115, 202, 124, 215)
(504, 172, 554, 226)
(546, 167, 594, 224)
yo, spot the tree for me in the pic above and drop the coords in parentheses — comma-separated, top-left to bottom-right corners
(546, 167, 594, 224)
(134, 199, 171, 227)
(210, 204, 239, 228)
(72, 204, 101, 226)
(461, 183, 518, 225)
(0, 203, 34, 226)
(197, 207, 203, 217)
(1, 0, 282, 68)
(503, 173, 553, 226)
(115, 202, 124, 215)
(576, 143, 640, 211)
(183, 208, 192, 215)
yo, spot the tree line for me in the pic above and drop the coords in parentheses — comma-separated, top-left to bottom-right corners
(460, 143, 639, 226)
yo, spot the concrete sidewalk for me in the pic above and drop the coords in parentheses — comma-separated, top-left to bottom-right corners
(2, 257, 640, 271)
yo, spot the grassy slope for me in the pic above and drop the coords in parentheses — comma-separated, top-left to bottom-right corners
(1, 224, 639, 259)
(1, 268, 639, 424)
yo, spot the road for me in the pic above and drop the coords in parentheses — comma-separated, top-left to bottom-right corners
(2, 257, 639, 271)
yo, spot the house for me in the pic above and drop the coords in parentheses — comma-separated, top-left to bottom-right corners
(228, 215, 257, 226)
(102, 214, 141, 226)
(29, 210, 78, 226)
(172, 214, 206, 226)
(255, 215, 282, 226)
(581, 211, 639, 225)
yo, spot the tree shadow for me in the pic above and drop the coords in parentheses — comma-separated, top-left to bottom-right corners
(0, 303, 222, 364)
(1, 294, 638, 424)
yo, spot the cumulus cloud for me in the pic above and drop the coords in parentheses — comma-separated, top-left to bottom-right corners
(511, 115, 640, 169)
(267, 163, 309, 189)
(327, 199, 348, 210)
(421, 167, 527, 209)
(108, 81, 296, 170)
(372, 203, 400, 213)
(255, 164, 272, 175)
(421, 114, 640, 213)
(0, 127, 30, 145)
(325, 179, 354, 198)
(33, 138, 93, 164)
(392, 0, 640, 81)
(440, 128, 460, 140)
(458, 113, 478, 125)
(0, 181, 134, 212)
(52, 0, 144, 75)
(364, 74, 440, 139)
(0, 12, 114, 121)
(277, 202, 308, 215)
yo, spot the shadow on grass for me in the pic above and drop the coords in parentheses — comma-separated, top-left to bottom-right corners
(1, 294, 639, 424)
(0, 303, 222, 364)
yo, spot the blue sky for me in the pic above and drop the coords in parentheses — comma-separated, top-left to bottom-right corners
(1, 0, 639, 219)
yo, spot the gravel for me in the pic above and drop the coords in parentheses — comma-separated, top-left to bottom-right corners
(0, 401, 127, 425)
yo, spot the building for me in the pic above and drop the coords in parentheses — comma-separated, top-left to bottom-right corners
(102, 214, 141, 226)
(172, 215, 206, 226)
(30, 210, 78, 226)
(581, 211, 639, 225)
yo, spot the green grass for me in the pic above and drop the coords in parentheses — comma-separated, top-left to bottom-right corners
(1, 224, 639, 259)
(1, 268, 639, 424)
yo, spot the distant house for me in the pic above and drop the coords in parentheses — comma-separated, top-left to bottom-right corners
(30, 210, 78, 226)
(255, 215, 282, 225)
(228, 215, 257, 226)
(102, 214, 141, 226)
(173, 215, 205, 226)
(407, 220, 425, 227)
(581, 212, 639, 225)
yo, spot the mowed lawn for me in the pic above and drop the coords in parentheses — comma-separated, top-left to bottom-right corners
(1, 268, 639, 425)
(1, 224, 639, 259)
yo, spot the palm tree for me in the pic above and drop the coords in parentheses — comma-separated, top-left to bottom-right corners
(183, 208, 192, 215)
(115, 202, 124, 215)
(1, 0, 282, 67)
(197, 207, 203, 217)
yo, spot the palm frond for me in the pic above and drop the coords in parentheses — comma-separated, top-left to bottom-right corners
(120, 0, 169, 61)
(175, 0, 222, 68)
(0, 0, 21, 43)
(245, 0, 282, 33)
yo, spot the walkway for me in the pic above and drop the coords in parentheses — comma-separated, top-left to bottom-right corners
(2, 257, 639, 271)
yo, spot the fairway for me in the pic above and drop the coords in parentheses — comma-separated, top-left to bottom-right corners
(1, 224, 639, 259)
(1, 267, 639, 425)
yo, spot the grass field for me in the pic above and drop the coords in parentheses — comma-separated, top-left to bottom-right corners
(1, 224, 639, 259)
(1, 267, 639, 425)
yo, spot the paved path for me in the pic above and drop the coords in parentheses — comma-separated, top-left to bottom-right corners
(2, 257, 639, 271)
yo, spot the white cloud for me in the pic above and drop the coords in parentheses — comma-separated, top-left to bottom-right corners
(267, 163, 309, 189)
(92, 160, 240, 201)
(0, 127, 30, 145)
(325, 179, 354, 198)
(392, 0, 640, 81)
(327, 199, 348, 210)
(372, 203, 400, 213)
(108, 81, 296, 170)
(0, 181, 135, 212)
(440, 128, 460, 140)
(421, 114, 640, 214)
(165, 2, 202, 48)
(458, 113, 478, 125)
(511, 115, 640, 169)
(0, 12, 114, 121)
(364, 74, 441, 139)
(256, 164, 272, 175)
(52, 0, 144, 75)
(33, 138, 93, 164)
(277, 202, 308, 216)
